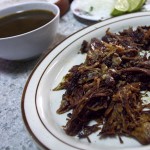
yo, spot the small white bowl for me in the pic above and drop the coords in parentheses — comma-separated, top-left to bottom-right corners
(0, 2, 60, 60)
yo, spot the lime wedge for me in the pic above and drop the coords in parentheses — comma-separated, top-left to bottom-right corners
(111, 0, 129, 16)
(134, 0, 146, 11)
(111, 0, 145, 17)
(140, 0, 146, 6)
(111, 9, 124, 16)
(114, 0, 129, 12)
(127, 0, 142, 12)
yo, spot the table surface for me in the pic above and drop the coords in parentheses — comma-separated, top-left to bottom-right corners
(0, 0, 150, 150)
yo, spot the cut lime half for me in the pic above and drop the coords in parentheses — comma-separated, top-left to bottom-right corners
(111, 9, 124, 16)
(111, 0, 146, 17)
(127, 0, 143, 12)
(134, 0, 146, 11)
(114, 0, 129, 12)
(111, 0, 129, 16)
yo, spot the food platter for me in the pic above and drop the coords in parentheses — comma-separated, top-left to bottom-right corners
(22, 12, 150, 150)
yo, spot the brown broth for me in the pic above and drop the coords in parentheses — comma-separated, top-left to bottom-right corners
(0, 9, 55, 38)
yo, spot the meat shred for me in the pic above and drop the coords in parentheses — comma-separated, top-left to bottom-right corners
(54, 26, 150, 145)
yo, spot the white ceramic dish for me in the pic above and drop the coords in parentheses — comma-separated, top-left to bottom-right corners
(70, 0, 115, 21)
(0, 2, 59, 60)
(22, 12, 150, 150)
(71, 0, 150, 21)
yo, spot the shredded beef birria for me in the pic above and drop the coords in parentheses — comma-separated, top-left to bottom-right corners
(54, 26, 150, 145)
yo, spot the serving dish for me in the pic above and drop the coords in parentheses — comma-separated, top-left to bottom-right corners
(70, 0, 150, 21)
(22, 12, 150, 150)
(70, 0, 114, 21)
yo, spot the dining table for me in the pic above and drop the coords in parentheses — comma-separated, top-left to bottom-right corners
(0, 0, 150, 150)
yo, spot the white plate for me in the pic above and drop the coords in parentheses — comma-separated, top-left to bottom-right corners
(70, 0, 150, 21)
(70, 0, 115, 21)
(22, 12, 150, 150)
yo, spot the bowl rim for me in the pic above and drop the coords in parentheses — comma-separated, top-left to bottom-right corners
(0, 2, 60, 40)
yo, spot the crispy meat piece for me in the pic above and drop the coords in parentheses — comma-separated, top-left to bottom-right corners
(121, 67, 150, 76)
(138, 61, 150, 69)
(131, 117, 150, 145)
(80, 40, 89, 53)
(102, 27, 150, 50)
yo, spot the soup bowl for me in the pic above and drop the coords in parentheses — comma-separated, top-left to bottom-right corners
(0, 2, 60, 60)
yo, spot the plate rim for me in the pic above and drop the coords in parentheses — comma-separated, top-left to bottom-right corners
(21, 12, 150, 150)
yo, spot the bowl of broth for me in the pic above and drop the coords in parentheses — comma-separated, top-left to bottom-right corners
(0, 2, 60, 60)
